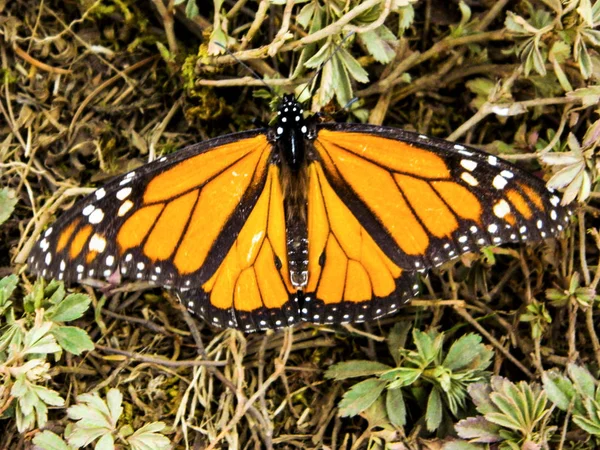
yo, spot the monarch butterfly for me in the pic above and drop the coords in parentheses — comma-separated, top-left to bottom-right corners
(28, 94, 571, 332)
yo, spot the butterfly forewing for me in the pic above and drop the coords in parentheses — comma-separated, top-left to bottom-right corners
(29, 131, 273, 290)
(312, 124, 571, 271)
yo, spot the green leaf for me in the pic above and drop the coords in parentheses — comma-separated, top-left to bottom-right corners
(0, 274, 18, 306)
(387, 321, 411, 365)
(46, 293, 91, 322)
(31, 385, 65, 407)
(185, 0, 199, 18)
(359, 396, 390, 429)
(0, 188, 17, 226)
(577, 0, 594, 26)
(23, 322, 61, 355)
(304, 40, 332, 69)
(443, 333, 484, 371)
(66, 426, 109, 449)
(0, 323, 21, 352)
(297, 2, 315, 29)
(573, 415, 600, 435)
(331, 53, 352, 108)
(95, 433, 115, 450)
(468, 382, 495, 415)
(66, 389, 123, 448)
(426, 387, 443, 431)
(489, 391, 523, 430)
(292, 2, 324, 80)
(338, 378, 387, 417)
(385, 388, 406, 427)
(52, 326, 94, 355)
(337, 47, 369, 83)
(358, 26, 396, 64)
(568, 364, 596, 398)
(455, 416, 502, 443)
(381, 367, 422, 388)
(325, 361, 392, 380)
(413, 329, 436, 363)
(442, 442, 484, 450)
(582, 29, 600, 46)
(542, 371, 574, 411)
(397, 4, 415, 32)
(312, 60, 335, 108)
(32, 430, 73, 450)
(577, 39, 592, 79)
(106, 388, 124, 425)
(47, 283, 66, 306)
(127, 422, 171, 450)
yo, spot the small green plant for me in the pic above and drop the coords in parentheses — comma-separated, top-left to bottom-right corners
(520, 298, 552, 340)
(32, 388, 171, 450)
(542, 123, 600, 204)
(325, 323, 493, 432)
(454, 377, 556, 448)
(0, 276, 94, 432)
(546, 272, 600, 308)
(505, 1, 600, 79)
(543, 363, 600, 439)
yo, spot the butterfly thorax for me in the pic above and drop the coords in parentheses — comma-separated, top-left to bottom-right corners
(273, 94, 312, 172)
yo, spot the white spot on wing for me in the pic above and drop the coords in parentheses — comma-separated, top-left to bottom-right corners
(116, 187, 132, 200)
(89, 234, 107, 252)
(118, 200, 134, 217)
(89, 208, 104, 224)
(82, 204, 95, 216)
(493, 200, 511, 218)
(95, 188, 106, 200)
(492, 175, 507, 189)
(460, 159, 477, 171)
(461, 172, 479, 186)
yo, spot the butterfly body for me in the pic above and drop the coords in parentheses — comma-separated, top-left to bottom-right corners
(29, 95, 571, 331)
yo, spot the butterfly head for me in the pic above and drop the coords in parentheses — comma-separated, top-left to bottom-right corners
(274, 94, 311, 172)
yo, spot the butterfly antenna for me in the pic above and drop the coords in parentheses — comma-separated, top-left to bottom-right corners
(215, 42, 281, 99)
(297, 32, 356, 103)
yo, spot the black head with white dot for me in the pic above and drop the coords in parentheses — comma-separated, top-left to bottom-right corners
(274, 94, 309, 172)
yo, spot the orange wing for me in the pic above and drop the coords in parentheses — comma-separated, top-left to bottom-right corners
(300, 162, 419, 324)
(312, 125, 571, 271)
(177, 165, 300, 330)
(29, 133, 273, 286)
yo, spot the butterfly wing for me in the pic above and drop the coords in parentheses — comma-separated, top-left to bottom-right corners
(312, 124, 571, 272)
(301, 161, 419, 325)
(177, 164, 300, 331)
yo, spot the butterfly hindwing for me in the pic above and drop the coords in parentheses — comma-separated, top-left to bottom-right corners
(178, 165, 300, 331)
(313, 124, 571, 271)
(28, 131, 274, 291)
(301, 162, 419, 325)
